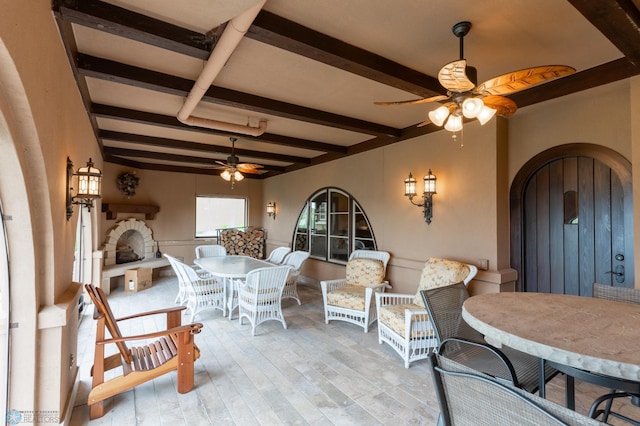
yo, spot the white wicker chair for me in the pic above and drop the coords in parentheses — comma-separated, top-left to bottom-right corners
(237, 265, 292, 336)
(321, 256, 388, 333)
(165, 253, 215, 304)
(195, 244, 227, 259)
(170, 255, 227, 321)
(265, 246, 291, 264)
(281, 250, 310, 304)
(349, 250, 390, 276)
(375, 257, 477, 368)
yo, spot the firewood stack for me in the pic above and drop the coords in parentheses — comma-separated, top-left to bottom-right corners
(219, 228, 265, 258)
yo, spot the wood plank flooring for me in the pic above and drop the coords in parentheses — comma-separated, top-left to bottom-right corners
(70, 275, 639, 425)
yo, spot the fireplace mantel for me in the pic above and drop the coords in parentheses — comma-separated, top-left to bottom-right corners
(102, 203, 159, 220)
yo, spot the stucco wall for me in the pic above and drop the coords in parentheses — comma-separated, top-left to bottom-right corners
(99, 164, 264, 266)
(0, 0, 102, 421)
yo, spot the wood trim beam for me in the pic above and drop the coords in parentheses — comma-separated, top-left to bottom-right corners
(248, 11, 443, 98)
(104, 154, 265, 178)
(99, 130, 311, 164)
(91, 104, 348, 154)
(567, 0, 640, 67)
(53, 0, 213, 60)
(103, 147, 285, 172)
(77, 54, 400, 137)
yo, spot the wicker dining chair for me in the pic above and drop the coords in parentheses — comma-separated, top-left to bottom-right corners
(429, 352, 604, 426)
(265, 246, 291, 264)
(420, 283, 557, 394)
(237, 265, 292, 336)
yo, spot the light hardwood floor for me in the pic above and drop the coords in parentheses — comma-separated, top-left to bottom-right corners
(71, 275, 639, 425)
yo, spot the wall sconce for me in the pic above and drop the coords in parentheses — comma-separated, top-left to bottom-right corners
(267, 202, 276, 220)
(404, 169, 437, 224)
(66, 157, 103, 220)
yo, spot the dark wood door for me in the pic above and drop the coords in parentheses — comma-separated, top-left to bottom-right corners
(511, 144, 633, 295)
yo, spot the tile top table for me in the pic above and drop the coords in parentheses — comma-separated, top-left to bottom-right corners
(462, 292, 640, 382)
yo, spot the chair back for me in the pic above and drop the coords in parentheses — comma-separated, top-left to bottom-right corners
(164, 253, 190, 285)
(593, 282, 640, 304)
(195, 244, 227, 259)
(414, 258, 477, 307)
(266, 246, 291, 264)
(349, 250, 390, 275)
(243, 265, 292, 299)
(420, 282, 484, 345)
(345, 258, 385, 286)
(282, 250, 310, 271)
(429, 352, 603, 426)
(85, 284, 131, 363)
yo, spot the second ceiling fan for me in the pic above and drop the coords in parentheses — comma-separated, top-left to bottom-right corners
(375, 21, 575, 135)
(214, 137, 263, 185)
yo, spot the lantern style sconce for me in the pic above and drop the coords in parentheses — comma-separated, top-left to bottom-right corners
(404, 169, 437, 224)
(267, 201, 276, 220)
(66, 157, 103, 220)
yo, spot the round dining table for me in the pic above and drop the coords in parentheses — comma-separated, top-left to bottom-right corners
(462, 292, 640, 382)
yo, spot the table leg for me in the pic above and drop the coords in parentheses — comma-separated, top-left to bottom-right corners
(539, 358, 546, 398)
(565, 374, 576, 410)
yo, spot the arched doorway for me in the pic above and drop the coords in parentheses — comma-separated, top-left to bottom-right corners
(510, 143, 633, 294)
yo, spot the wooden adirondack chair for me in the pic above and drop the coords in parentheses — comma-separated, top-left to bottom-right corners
(85, 284, 203, 419)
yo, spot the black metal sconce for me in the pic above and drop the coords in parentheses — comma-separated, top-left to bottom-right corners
(404, 169, 437, 224)
(267, 201, 276, 220)
(66, 157, 103, 220)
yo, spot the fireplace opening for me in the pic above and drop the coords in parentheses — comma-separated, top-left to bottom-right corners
(116, 230, 145, 264)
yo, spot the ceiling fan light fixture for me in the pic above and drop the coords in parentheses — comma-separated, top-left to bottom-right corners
(477, 105, 498, 125)
(462, 97, 484, 118)
(444, 114, 463, 132)
(221, 170, 232, 181)
(429, 105, 450, 127)
(234, 171, 244, 181)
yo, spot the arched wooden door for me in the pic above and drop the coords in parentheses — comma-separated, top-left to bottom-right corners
(511, 144, 633, 295)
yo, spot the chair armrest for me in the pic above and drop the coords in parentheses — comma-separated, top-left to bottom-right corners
(364, 281, 388, 290)
(320, 278, 347, 293)
(375, 292, 415, 307)
(96, 323, 204, 345)
(116, 305, 186, 322)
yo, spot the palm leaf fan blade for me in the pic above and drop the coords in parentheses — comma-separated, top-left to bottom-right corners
(477, 65, 576, 96)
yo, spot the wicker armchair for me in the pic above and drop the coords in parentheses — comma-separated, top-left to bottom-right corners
(281, 250, 310, 304)
(429, 352, 604, 426)
(375, 258, 476, 368)
(195, 244, 227, 258)
(265, 246, 291, 264)
(168, 255, 227, 321)
(237, 265, 292, 336)
(321, 255, 388, 332)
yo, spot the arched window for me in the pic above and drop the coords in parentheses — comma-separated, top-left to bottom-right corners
(292, 188, 376, 264)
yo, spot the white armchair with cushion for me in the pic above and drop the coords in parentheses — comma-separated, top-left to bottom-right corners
(321, 257, 388, 333)
(375, 257, 477, 368)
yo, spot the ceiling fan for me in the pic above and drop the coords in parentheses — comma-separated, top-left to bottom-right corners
(375, 21, 575, 135)
(214, 137, 263, 185)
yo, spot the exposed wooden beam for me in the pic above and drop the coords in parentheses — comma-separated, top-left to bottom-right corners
(53, 0, 213, 59)
(77, 54, 400, 137)
(51, 6, 103, 154)
(99, 130, 312, 164)
(509, 58, 639, 108)
(104, 147, 285, 172)
(248, 11, 443, 98)
(105, 154, 265, 178)
(91, 103, 348, 154)
(567, 0, 640, 67)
